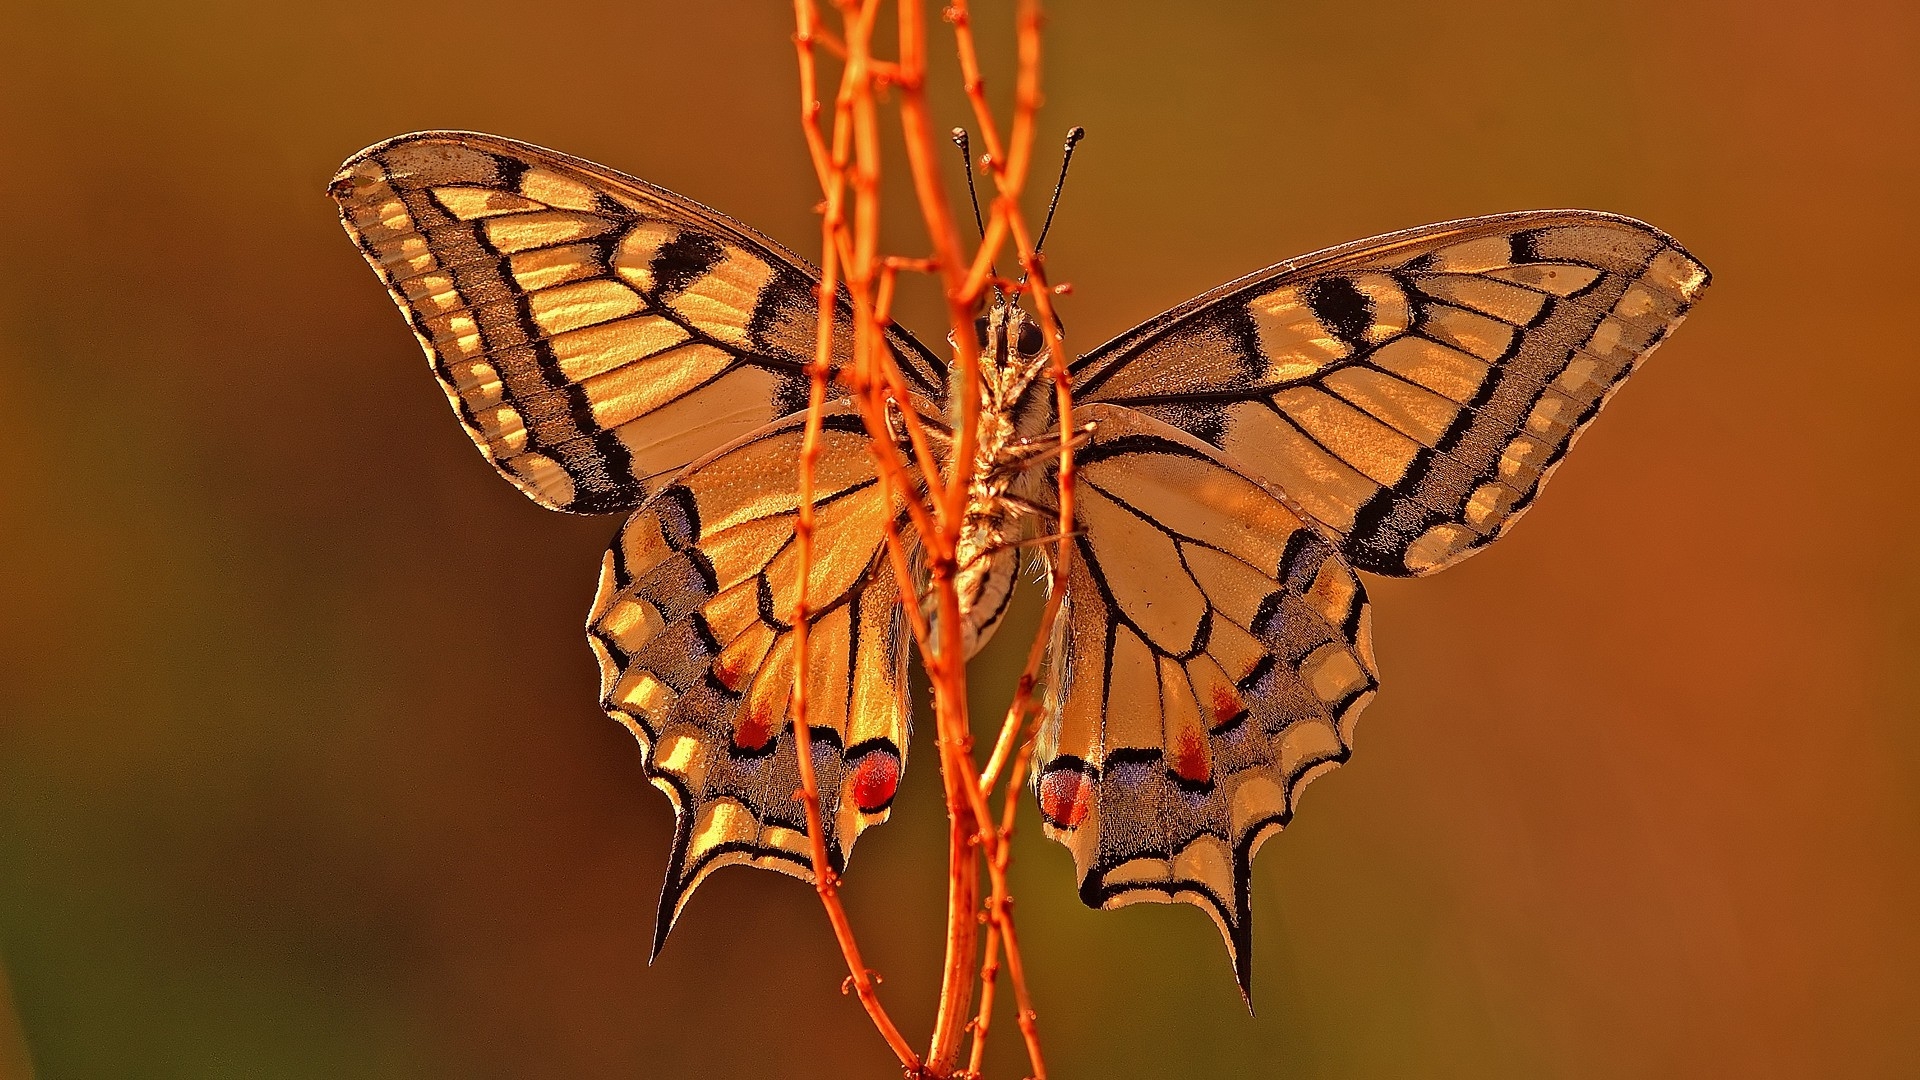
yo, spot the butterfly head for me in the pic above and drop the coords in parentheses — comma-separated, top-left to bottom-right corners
(947, 298, 1058, 444)
(948, 125, 1085, 434)
(959, 298, 1051, 371)
(971, 301, 1050, 360)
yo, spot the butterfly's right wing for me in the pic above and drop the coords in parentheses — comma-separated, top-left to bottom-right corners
(587, 403, 920, 955)
(1072, 211, 1708, 575)
(329, 130, 944, 514)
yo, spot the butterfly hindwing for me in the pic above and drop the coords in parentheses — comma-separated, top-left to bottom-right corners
(1033, 405, 1377, 995)
(586, 403, 918, 954)
(1072, 211, 1710, 575)
(329, 130, 944, 514)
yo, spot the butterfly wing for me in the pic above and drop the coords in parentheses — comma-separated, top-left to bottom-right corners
(1040, 212, 1706, 993)
(1034, 405, 1376, 997)
(587, 403, 918, 954)
(329, 130, 944, 513)
(1072, 211, 1709, 574)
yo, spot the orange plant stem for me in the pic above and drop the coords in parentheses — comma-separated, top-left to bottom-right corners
(968, 729, 1048, 1079)
(928, 683, 983, 1074)
(893, 2, 995, 1073)
(923, 5, 1062, 1076)
(896, 5, 983, 528)
(860, 264, 940, 662)
(788, 2, 922, 1073)
(790, 1, 1070, 1074)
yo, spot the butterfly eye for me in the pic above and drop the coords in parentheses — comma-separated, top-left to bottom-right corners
(1015, 320, 1046, 357)
(972, 314, 992, 349)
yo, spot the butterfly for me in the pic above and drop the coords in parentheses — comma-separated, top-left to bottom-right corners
(330, 130, 1709, 995)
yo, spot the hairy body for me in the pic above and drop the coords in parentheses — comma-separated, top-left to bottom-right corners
(944, 302, 1063, 656)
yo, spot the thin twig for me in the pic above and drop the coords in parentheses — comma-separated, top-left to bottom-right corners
(789, 2, 1066, 1075)
(968, 729, 1047, 1079)
(788, 3, 922, 1072)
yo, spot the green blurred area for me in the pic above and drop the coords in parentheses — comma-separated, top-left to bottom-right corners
(2, 2, 1916, 1077)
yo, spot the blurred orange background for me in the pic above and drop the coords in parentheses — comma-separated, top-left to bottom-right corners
(2, 2, 1916, 1077)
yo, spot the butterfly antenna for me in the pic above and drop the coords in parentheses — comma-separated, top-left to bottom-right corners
(952, 128, 989, 240)
(1032, 126, 1086, 258)
(952, 127, 1000, 303)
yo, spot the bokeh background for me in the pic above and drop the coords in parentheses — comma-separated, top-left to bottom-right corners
(3, 2, 1916, 1077)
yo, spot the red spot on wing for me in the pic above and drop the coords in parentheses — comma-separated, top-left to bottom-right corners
(1171, 727, 1211, 785)
(1039, 769, 1092, 828)
(734, 707, 773, 752)
(1209, 685, 1244, 729)
(850, 752, 901, 813)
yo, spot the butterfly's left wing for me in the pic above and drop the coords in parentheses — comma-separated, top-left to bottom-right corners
(586, 403, 919, 955)
(1033, 405, 1376, 997)
(1071, 211, 1708, 575)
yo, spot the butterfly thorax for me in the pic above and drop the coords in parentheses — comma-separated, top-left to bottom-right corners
(942, 303, 1058, 657)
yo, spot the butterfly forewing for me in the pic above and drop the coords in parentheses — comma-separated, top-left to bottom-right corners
(1034, 405, 1376, 995)
(329, 130, 943, 513)
(587, 403, 919, 954)
(1071, 210, 1710, 575)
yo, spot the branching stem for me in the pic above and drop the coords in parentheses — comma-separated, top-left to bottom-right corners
(789, 4, 1067, 1076)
